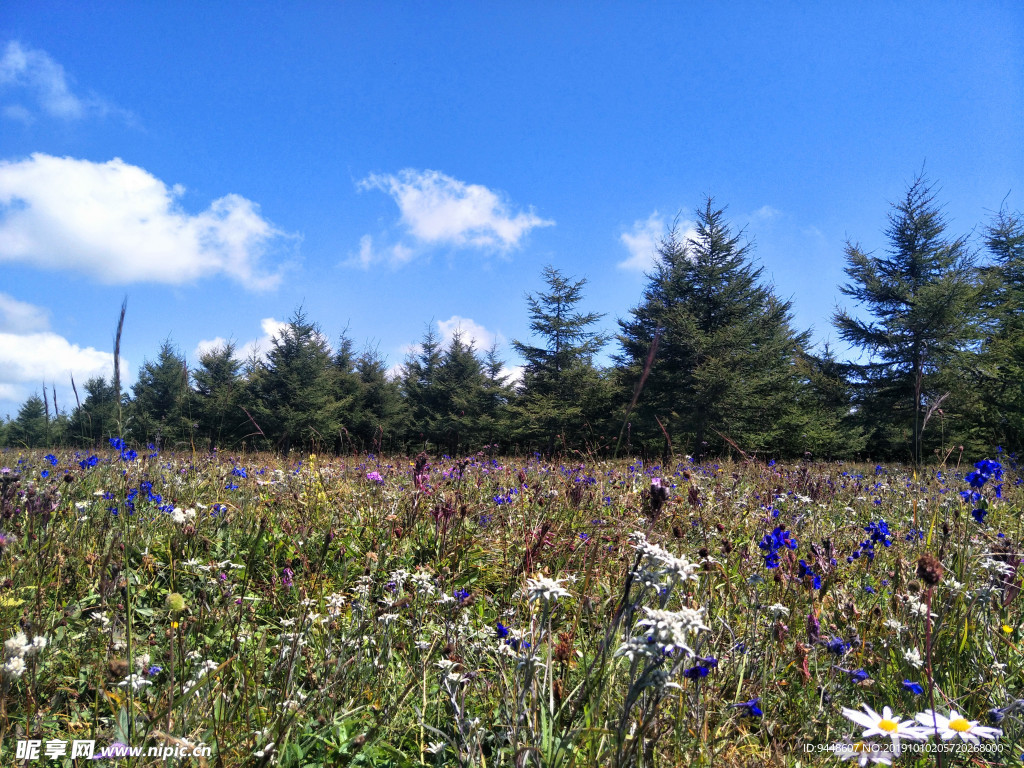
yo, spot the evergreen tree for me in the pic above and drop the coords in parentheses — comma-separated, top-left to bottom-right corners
(192, 341, 246, 451)
(433, 330, 489, 454)
(129, 339, 192, 449)
(511, 266, 608, 455)
(618, 200, 810, 459)
(69, 376, 119, 445)
(402, 325, 445, 451)
(791, 345, 867, 459)
(251, 309, 339, 452)
(833, 175, 982, 462)
(350, 347, 407, 453)
(976, 208, 1024, 449)
(480, 342, 514, 450)
(9, 394, 48, 447)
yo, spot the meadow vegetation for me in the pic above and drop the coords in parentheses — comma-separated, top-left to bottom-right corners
(0, 447, 1020, 766)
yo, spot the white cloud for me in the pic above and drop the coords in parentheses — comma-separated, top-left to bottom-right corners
(0, 40, 128, 122)
(436, 315, 502, 351)
(0, 154, 294, 290)
(357, 169, 553, 263)
(750, 204, 781, 222)
(0, 294, 125, 414)
(345, 234, 415, 270)
(392, 315, 517, 381)
(194, 317, 291, 364)
(618, 212, 698, 272)
(0, 292, 48, 333)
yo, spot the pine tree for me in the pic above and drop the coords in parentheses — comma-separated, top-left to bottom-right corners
(618, 199, 810, 459)
(833, 175, 982, 462)
(9, 394, 48, 447)
(350, 347, 407, 453)
(129, 339, 192, 448)
(511, 266, 608, 455)
(252, 308, 340, 452)
(192, 341, 246, 451)
(976, 208, 1024, 449)
(402, 325, 445, 451)
(69, 376, 119, 446)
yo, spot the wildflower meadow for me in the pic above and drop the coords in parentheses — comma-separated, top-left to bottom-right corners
(1, 445, 1021, 767)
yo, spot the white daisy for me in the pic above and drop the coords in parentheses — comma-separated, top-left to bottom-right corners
(914, 709, 1002, 744)
(841, 704, 928, 751)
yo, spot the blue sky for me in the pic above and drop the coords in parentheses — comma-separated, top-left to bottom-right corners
(1, 2, 1021, 418)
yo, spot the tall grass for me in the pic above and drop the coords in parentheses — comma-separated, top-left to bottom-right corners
(0, 447, 1020, 766)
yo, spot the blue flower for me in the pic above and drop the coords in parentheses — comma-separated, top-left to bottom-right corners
(683, 665, 710, 679)
(825, 637, 850, 656)
(496, 621, 510, 639)
(731, 698, 762, 717)
(965, 459, 1002, 488)
(972, 507, 988, 524)
(902, 680, 924, 695)
(43, 454, 57, 466)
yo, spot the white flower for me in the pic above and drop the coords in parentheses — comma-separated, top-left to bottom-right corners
(618, 606, 709, 659)
(903, 648, 923, 670)
(833, 741, 893, 766)
(411, 571, 435, 595)
(426, 741, 446, 755)
(29, 635, 47, 654)
(905, 598, 937, 621)
(3, 655, 26, 679)
(767, 603, 790, 619)
(4, 631, 28, 658)
(841, 704, 928, 751)
(170, 507, 187, 524)
(882, 619, 905, 634)
(915, 709, 1002, 743)
(117, 674, 152, 691)
(526, 575, 571, 604)
(253, 742, 275, 758)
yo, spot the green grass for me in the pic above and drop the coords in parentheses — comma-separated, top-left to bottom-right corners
(0, 448, 1020, 767)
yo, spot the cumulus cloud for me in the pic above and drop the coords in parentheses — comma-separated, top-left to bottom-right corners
(391, 315, 517, 381)
(0, 154, 294, 289)
(0, 40, 128, 122)
(0, 292, 48, 333)
(618, 212, 700, 272)
(0, 294, 122, 414)
(355, 169, 552, 266)
(436, 315, 502, 351)
(193, 317, 294, 366)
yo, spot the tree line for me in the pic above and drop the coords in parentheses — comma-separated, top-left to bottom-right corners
(3, 175, 1021, 461)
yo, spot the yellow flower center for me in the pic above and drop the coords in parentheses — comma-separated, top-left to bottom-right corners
(878, 719, 898, 733)
(1002, 624, 1013, 634)
(949, 718, 971, 732)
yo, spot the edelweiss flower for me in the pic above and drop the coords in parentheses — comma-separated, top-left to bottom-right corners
(117, 674, 153, 691)
(903, 648, 923, 670)
(526, 575, 571, 604)
(841, 704, 928, 751)
(915, 709, 1002, 744)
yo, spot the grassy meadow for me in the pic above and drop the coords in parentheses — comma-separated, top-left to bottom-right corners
(0, 446, 1021, 767)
